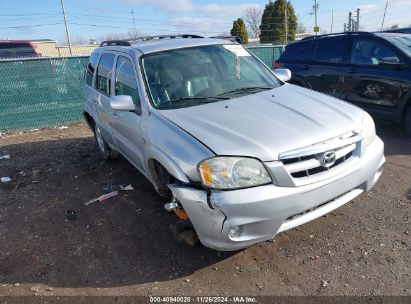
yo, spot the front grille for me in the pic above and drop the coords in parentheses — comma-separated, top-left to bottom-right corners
(287, 151, 353, 178)
(279, 132, 362, 181)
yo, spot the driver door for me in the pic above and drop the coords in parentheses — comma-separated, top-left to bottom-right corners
(343, 37, 408, 109)
(109, 54, 145, 172)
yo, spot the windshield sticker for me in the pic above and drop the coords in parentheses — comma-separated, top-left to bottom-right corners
(223, 45, 251, 57)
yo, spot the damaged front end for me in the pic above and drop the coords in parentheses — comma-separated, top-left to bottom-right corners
(168, 184, 228, 250)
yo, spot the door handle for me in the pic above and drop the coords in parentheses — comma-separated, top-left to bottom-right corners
(112, 113, 118, 119)
(302, 64, 310, 70)
(348, 68, 356, 74)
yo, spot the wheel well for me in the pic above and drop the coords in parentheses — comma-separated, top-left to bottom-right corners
(403, 100, 411, 123)
(83, 112, 95, 132)
(148, 159, 175, 198)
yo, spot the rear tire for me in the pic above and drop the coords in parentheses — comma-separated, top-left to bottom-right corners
(404, 106, 411, 137)
(94, 124, 118, 160)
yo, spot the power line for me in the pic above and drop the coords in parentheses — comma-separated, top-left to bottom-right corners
(0, 23, 62, 29)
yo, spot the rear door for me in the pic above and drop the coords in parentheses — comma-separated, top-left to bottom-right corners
(109, 53, 145, 171)
(303, 36, 350, 99)
(343, 36, 409, 113)
(94, 53, 116, 146)
(278, 40, 314, 86)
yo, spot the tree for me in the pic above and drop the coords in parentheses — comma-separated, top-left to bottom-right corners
(230, 18, 249, 44)
(260, 0, 297, 44)
(243, 6, 263, 38)
(390, 24, 399, 29)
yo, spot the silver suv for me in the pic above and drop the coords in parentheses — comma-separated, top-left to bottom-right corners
(83, 35, 385, 251)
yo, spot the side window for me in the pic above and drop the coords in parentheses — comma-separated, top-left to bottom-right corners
(313, 37, 347, 63)
(96, 53, 115, 95)
(281, 40, 314, 61)
(350, 38, 400, 65)
(85, 52, 100, 86)
(115, 56, 141, 114)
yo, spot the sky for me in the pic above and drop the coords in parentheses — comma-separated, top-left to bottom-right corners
(0, 0, 410, 44)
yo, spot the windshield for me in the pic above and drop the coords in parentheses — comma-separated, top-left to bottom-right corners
(381, 34, 411, 57)
(141, 44, 282, 109)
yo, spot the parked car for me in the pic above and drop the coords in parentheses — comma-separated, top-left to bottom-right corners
(0, 40, 41, 59)
(83, 35, 384, 251)
(277, 32, 411, 135)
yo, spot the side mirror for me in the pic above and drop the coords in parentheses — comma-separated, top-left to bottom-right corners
(110, 95, 135, 111)
(273, 68, 292, 82)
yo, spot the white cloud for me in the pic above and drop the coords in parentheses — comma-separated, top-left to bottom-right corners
(201, 3, 261, 17)
(125, 0, 194, 12)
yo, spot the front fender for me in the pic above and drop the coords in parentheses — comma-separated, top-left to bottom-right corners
(144, 145, 190, 183)
(143, 111, 215, 183)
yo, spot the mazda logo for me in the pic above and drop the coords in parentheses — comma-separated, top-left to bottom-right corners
(321, 151, 336, 168)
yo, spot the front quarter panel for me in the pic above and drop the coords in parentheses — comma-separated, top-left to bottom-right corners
(143, 110, 214, 183)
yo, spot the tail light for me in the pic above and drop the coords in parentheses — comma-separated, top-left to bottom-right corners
(273, 60, 279, 69)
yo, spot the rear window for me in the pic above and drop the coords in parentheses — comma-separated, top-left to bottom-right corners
(280, 40, 314, 61)
(95, 53, 115, 95)
(312, 37, 348, 63)
(85, 52, 100, 86)
(0, 43, 37, 59)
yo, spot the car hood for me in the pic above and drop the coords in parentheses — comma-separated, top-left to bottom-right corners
(158, 84, 364, 161)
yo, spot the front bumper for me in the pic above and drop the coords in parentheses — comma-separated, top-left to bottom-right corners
(169, 136, 385, 251)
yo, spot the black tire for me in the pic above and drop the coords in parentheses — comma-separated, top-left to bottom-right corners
(404, 106, 411, 137)
(94, 124, 119, 160)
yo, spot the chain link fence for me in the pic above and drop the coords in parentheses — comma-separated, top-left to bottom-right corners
(0, 46, 284, 132)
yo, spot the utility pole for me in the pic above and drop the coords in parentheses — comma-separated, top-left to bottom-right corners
(285, 9, 288, 44)
(348, 11, 352, 32)
(60, 0, 72, 55)
(331, 10, 334, 33)
(314, 0, 318, 36)
(381, 1, 388, 30)
(356, 8, 360, 31)
(131, 9, 137, 38)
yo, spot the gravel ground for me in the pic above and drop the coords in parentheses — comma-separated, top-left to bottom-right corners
(0, 122, 410, 297)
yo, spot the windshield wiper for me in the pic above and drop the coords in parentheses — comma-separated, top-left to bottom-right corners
(218, 86, 274, 96)
(167, 96, 231, 103)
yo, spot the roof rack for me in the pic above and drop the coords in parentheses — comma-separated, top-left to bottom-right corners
(302, 31, 375, 40)
(136, 34, 203, 41)
(99, 34, 204, 47)
(100, 40, 131, 47)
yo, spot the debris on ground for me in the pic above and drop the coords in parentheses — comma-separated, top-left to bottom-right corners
(0, 154, 10, 160)
(84, 191, 119, 206)
(321, 280, 329, 287)
(58, 126, 69, 130)
(1, 177, 11, 183)
(104, 178, 134, 192)
(66, 210, 78, 221)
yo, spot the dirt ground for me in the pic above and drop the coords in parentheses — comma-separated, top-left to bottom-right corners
(0, 122, 410, 297)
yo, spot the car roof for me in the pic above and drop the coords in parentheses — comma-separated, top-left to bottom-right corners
(98, 38, 233, 55)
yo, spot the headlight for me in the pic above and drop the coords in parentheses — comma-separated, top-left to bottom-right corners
(198, 157, 272, 190)
(361, 112, 376, 146)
